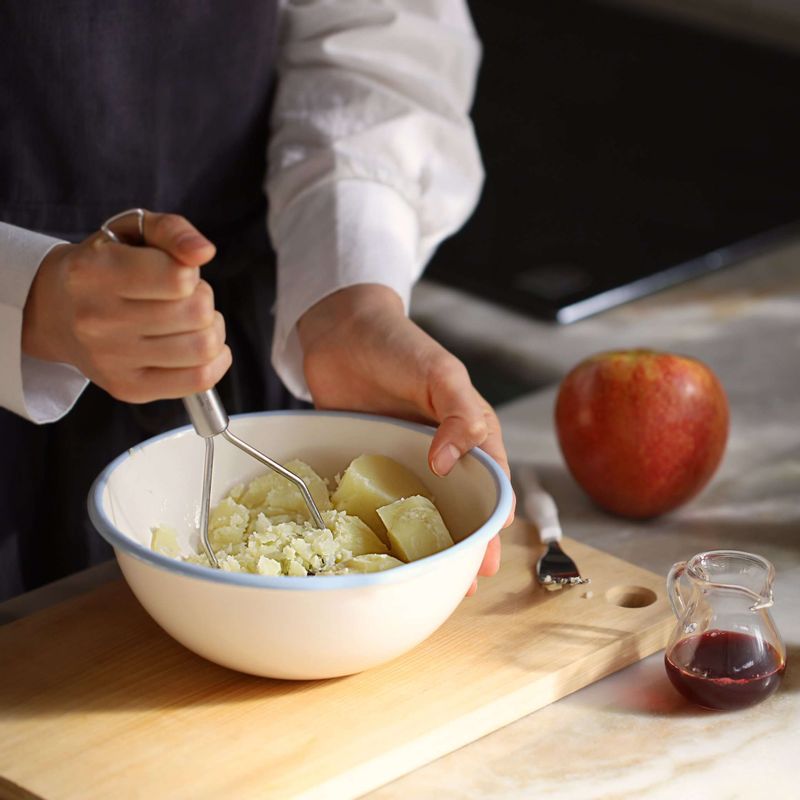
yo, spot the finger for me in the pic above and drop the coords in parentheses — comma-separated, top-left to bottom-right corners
(479, 427, 516, 527)
(425, 363, 487, 476)
(91, 241, 201, 300)
(423, 359, 516, 529)
(429, 399, 495, 478)
(477, 422, 511, 478)
(504, 494, 517, 529)
(477, 535, 502, 577)
(142, 212, 216, 267)
(134, 346, 233, 401)
(465, 538, 502, 598)
(83, 292, 213, 341)
(138, 312, 226, 368)
(117, 281, 216, 336)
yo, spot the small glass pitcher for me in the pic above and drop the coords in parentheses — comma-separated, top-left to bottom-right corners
(665, 550, 786, 710)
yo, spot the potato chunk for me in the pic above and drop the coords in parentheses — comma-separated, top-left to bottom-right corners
(237, 459, 332, 522)
(322, 510, 388, 556)
(151, 525, 180, 557)
(377, 495, 454, 562)
(332, 454, 432, 543)
(322, 554, 405, 575)
(208, 496, 250, 549)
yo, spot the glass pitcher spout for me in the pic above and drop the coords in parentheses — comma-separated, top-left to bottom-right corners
(695, 573, 774, 611)
(749, 591, 775, 612)
(671, 549, 776, 613)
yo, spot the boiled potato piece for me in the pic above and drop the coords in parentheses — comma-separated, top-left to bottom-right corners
(332, 454, 432, 544)
(323, 554, 405, 575)
(237, 459, 332, 521)
(377, 495, 454, 562)
(151, 525, 180, 557)
(322, 510, 388, 556)
(208, 496, 250, 549)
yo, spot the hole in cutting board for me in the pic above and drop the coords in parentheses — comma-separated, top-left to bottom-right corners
(605, 585, 658, 608)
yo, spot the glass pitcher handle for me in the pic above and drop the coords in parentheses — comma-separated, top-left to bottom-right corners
(667, 560, 688, 619)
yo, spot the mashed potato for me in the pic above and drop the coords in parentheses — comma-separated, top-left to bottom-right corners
(151, 455, 452, 576)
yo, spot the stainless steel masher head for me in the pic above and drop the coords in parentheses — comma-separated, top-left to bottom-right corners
(100, 208, 328, 568)
(183, 390, 327, 568)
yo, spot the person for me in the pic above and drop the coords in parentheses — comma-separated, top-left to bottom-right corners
(0, 0, 512, 602)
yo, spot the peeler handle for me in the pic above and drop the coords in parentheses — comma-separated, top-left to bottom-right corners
(517, 464, 563, 544)
(183, 389, 229, 438)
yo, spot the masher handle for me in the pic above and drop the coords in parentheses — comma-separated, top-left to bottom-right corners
(183, 389, 229, 438)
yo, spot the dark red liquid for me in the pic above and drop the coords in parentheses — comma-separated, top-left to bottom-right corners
(665, 630, 785, 710)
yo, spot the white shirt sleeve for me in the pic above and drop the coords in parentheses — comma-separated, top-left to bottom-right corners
(266, 0, 485, 400)
(0, 222, 89, 423)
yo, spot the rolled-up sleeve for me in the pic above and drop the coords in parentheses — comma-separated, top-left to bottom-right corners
(266, 0, 485, 400)
(0, 222, 88, 423)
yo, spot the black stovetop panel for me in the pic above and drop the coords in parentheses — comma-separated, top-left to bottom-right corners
(427, 0, 800, 321)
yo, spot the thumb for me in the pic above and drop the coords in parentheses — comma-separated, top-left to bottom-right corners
(427, 364, 491, 477)
(142, 211, 216, 266)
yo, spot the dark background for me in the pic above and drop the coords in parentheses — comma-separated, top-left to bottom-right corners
(426, 0, 800, 321)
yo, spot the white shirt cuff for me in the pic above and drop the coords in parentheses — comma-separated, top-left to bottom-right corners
(0, 223, 89, 423)
(270, 179, 420, 401)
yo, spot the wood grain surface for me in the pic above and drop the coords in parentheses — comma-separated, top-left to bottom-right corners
(0, 522, 673, 800)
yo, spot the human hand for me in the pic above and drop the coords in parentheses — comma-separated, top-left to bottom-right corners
(22, 212, 231, 403)
(297, 284, 515, 595)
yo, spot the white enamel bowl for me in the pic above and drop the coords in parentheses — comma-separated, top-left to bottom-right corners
(89, 411, 513, 679)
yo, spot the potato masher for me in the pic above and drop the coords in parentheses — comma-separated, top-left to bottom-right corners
(182, 390, 327, 567)
(101, 208, 328, 567)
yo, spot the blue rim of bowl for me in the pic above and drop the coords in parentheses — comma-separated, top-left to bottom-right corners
(88, 410, 514, 591)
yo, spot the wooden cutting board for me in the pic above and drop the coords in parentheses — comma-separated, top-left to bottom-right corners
(0, 522, 673, 800)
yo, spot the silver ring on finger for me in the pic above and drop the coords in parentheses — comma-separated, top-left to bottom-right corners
(100, 208, 146, 245)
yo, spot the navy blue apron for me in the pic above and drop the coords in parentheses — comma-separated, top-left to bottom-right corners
(0, 1, 303, 600)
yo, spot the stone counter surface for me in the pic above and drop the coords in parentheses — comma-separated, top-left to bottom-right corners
(2, 243, 798, 799)
(365, 244, 799, 797)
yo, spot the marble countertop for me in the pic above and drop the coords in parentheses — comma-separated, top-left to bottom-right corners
(2, 242, 798, 798)
(366, 243, 800, 798)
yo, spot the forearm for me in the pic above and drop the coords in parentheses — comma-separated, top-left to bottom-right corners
(21, 242, 75, 364)
(0, 222, 87, 423)
(297, 284, 405, 352)
(266, 0, 484, 399)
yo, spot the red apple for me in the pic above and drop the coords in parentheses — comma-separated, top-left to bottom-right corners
(554, 349, 729, 518)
